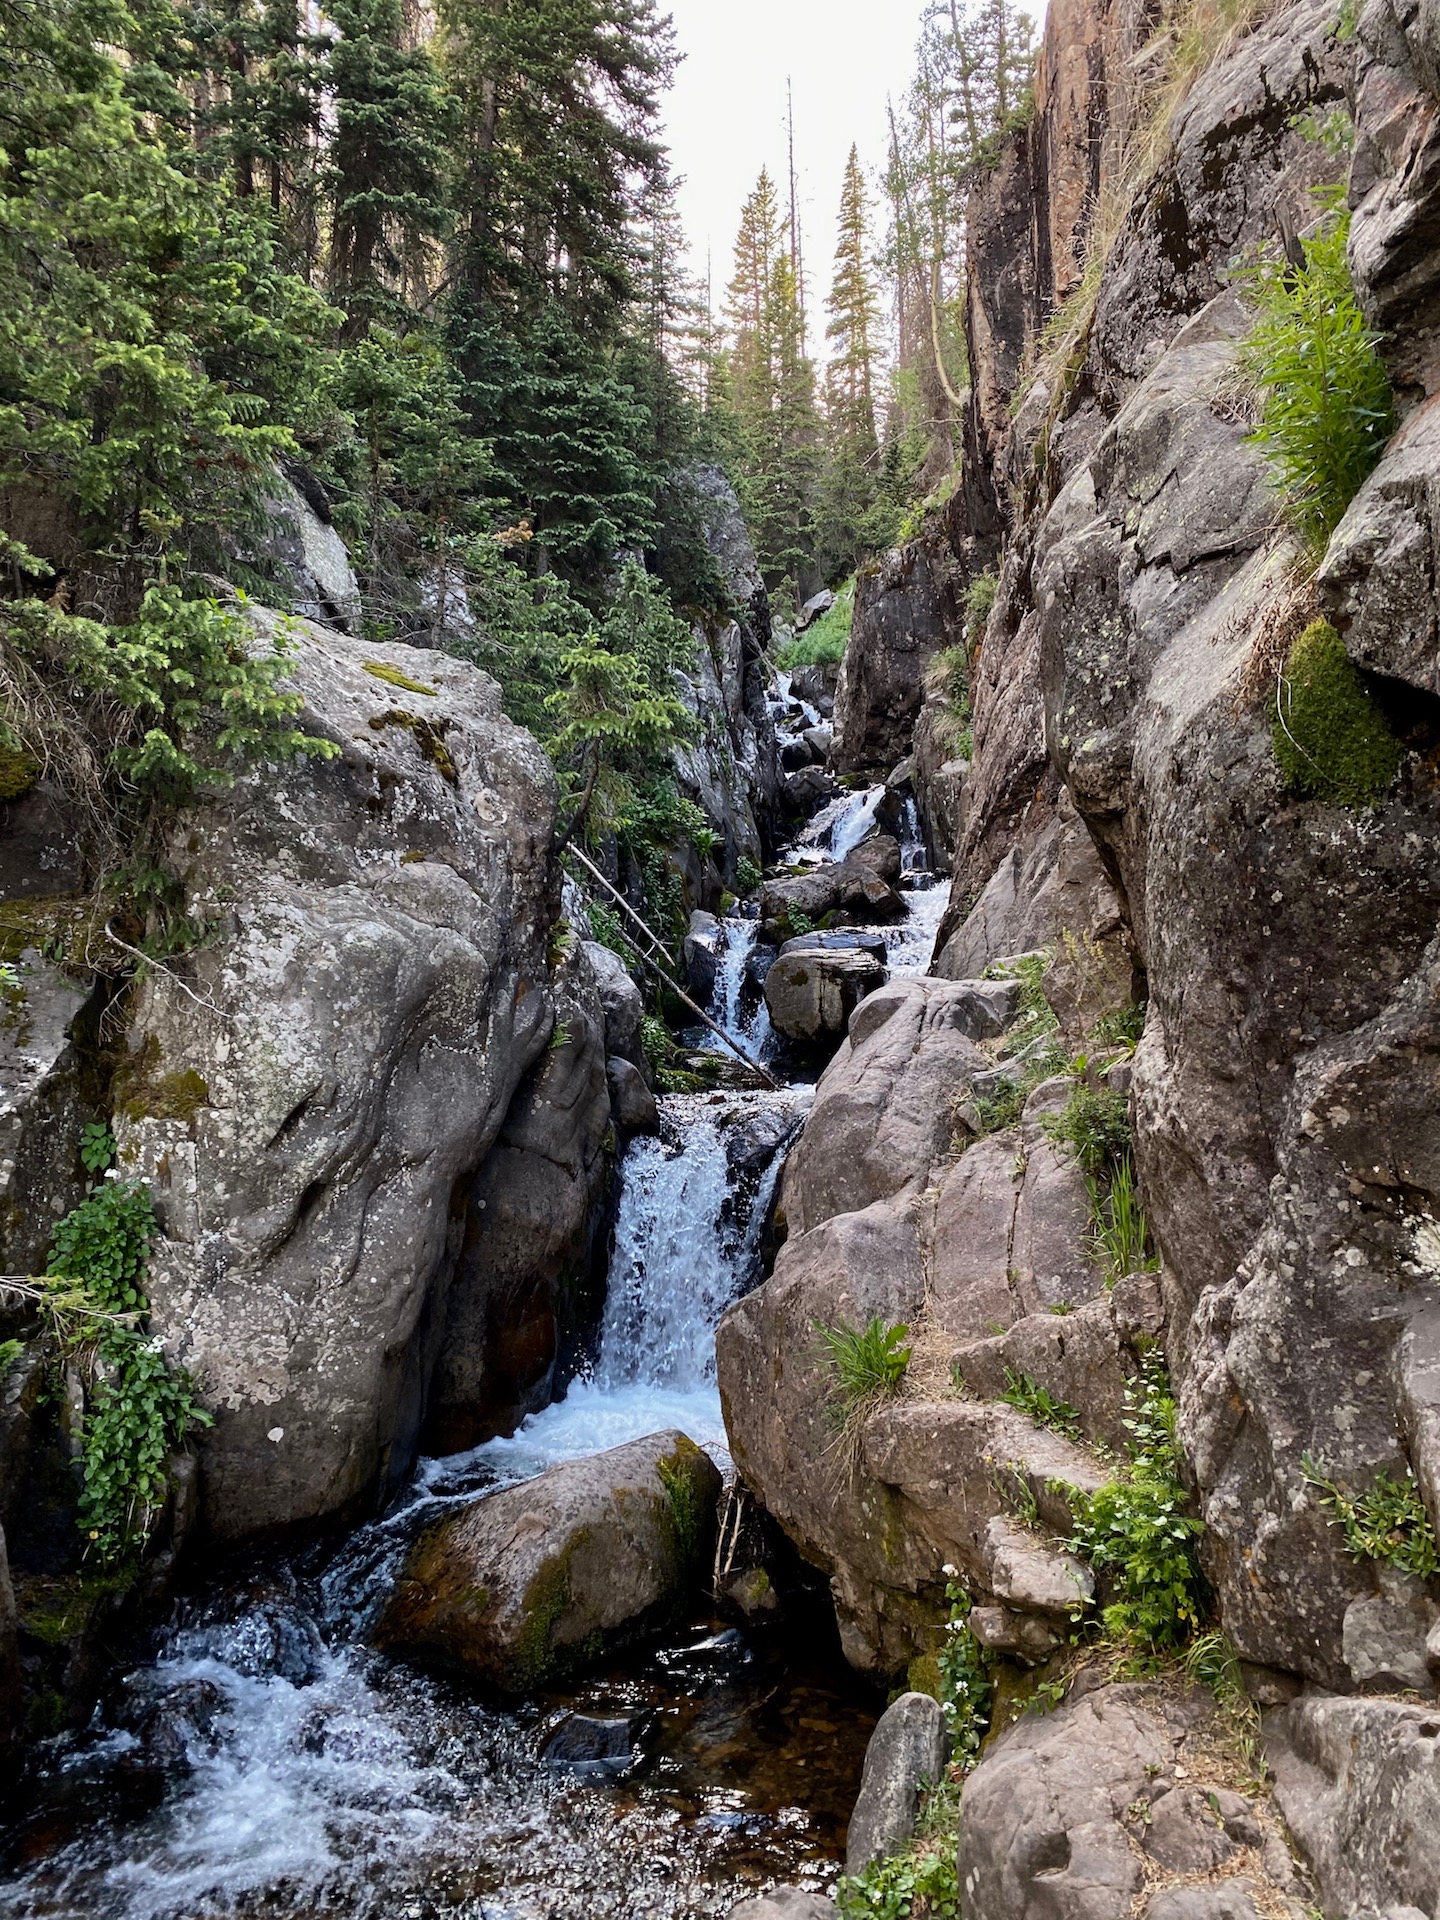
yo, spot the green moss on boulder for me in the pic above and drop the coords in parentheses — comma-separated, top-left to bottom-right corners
(1273, 619, 1403, 806)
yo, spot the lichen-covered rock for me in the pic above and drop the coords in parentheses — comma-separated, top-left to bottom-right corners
(378, 1430, 721, 1692)
(1266, 1693, 1440, 1919)
(845, 1690, 948, 1876)
(424, 942, 613, 1456)
(959, 1683, 1300, 1920)
(115, 613, 559, 1540)
(257, 470, 362, 634)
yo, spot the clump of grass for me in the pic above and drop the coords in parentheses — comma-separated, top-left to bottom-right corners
(1088, 1155, 1159, 1285)
(1240, 206, 1394, 559)
(1302, 1456, 1439, 1578)
(1273, 618, 1402, 806)
(816, 1316, 911, 1434)
(1000, 1366, 1082, 1441)
(984, 950, 1061, 1061)
(1092, 999, 1146, 1053)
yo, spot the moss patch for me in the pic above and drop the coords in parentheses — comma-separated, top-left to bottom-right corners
(0, 745, 40, 801)
(363, 660, 437, 697)
(514, 1529, 589, 1688)
(16, 1566, 137, 1648)
(369, 708, 458, 783)
(656, 1437, 709, 1573)
(111, 1033, 209, 1124)
(1274, 619, 1403, 805)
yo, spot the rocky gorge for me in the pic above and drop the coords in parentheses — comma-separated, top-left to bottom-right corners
(4, 0, 1440, 1915)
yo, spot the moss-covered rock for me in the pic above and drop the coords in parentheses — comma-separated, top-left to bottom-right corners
(377, 1429, 721, 1693)
(1273, 618, 1403, 806)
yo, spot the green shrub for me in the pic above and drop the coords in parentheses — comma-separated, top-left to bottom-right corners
(1241, 208, 1394, 556)
(0, 1338, 23, 1379)
(1000, 1367, 1082, 1441)
(1303, 1457, 1439, 1578)
(837, 1846, 959, 1920)
(816, 1316, 911, 1427)
(1091, 999, 1146, 1053)
(985, 951, 1060, 1061)
(1273, 618, 1403, 806)
(936, 1575, 993, 1769)
(1041, 1081, 1131, 1177)
(735, 855, 762, 894)
(43, 1166, 210, 1565)
(1070, 1353, 1206, 1647)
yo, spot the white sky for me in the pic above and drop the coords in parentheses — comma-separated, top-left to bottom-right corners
(659, 0, 932, 329)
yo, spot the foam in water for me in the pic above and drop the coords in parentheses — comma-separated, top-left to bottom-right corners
(828, 785, 885, 861)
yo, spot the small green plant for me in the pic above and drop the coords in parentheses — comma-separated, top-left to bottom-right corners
(735, 855, 762, 894)
(1302, 1457, 1439, 1578)
(1070, 1352, 1206, 1647)
(1091, 1000, 1146, 1053)
(936, 1570, 993, 1767)
(1000, 1367, 1083, 1441)
(547, 1021, 573, 1053)
(984, 951, 1060, 1060)
(1273, 619, 1403, 806)
(1289, 103, 1354, 158)
(1241, 206, 1394, 557)
(41, 1156, 211, 1565)
(80, 1123, 116, 1175)
(1042, 1081, 1131, 1178)
(816, 1316, 912, 1428)
(965, 569, 998, 646)
(586, 901, 630, 957)
(0, 1338, 23, 1380)
(1089, 1156, 1159, 1285)
(837, 1845, 959, 1920)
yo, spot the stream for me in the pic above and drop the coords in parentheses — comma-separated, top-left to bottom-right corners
(0, 697, 948, 1920)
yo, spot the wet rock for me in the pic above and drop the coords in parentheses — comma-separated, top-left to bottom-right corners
(1266, 1694, 1440, 1919)
(845, 1690, 948, 1876)
(763, 947, 888, 1048)
(959, 1683, 1291, 1920)
(847, 833, 902, 886)
(779, 929, 888, 962)
(607, 1056, 658, 1135)
(782, 765, 841, 816)
(117, 1676, 226, 1770)
(541, 1710, 646, 1780)
(802, 726, 833, 762)
(0, 1526, 19, 1753)
(378, 1431, 722, 1692)
(758, 858, 906, 941)
(727, 1892, 834, 1920)
(583, 939, 647, 1076)
(720, 1565, 781, 1619)
(427, 943, 613, 1455)
(682, 911, 722, 1004)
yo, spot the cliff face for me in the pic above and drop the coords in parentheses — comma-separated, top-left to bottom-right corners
(725, 0, 1440, 1909)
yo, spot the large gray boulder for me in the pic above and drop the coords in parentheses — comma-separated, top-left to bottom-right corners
(259, 471, 362, 634)
(845, 1690, 948, 1876)
(1266, 1693, 1440, 1919)
(424, 942, 613, 1456)
(581, 939, 646, 1075)
(115, 612, 559, 1540)
(763, 946, 887, 1048)
(378, 1430, 721, 1692)
(959, 1682, 1299, 1920)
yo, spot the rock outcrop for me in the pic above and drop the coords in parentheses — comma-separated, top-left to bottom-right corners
(832, 538, 964, 776)
(762, 945, 888, 1050)
(113, 613, 565, 1540)
(845, 1690, 949, 1876)
(378, 1430, 721, 1691)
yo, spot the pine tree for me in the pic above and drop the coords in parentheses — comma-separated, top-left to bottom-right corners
(818, 147, 884, 575)
(325, 0, 454, 336)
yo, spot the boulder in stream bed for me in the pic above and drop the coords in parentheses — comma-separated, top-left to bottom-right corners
(377, 1430, 721, 1692)
(764, 946, 888, 1048)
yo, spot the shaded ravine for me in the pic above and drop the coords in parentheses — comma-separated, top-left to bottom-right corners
(0, 686, 948, 1920)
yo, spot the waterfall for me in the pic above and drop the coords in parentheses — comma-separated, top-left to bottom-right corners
(476, 1091, 801, 1475)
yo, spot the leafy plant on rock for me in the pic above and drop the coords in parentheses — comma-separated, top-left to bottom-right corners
(41, 1154, 210, 1565)
(1000, 1367, 1083, 1441)
(1069, 1352, 1206, 1647)
(1303, 1456, 1439, 1579)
